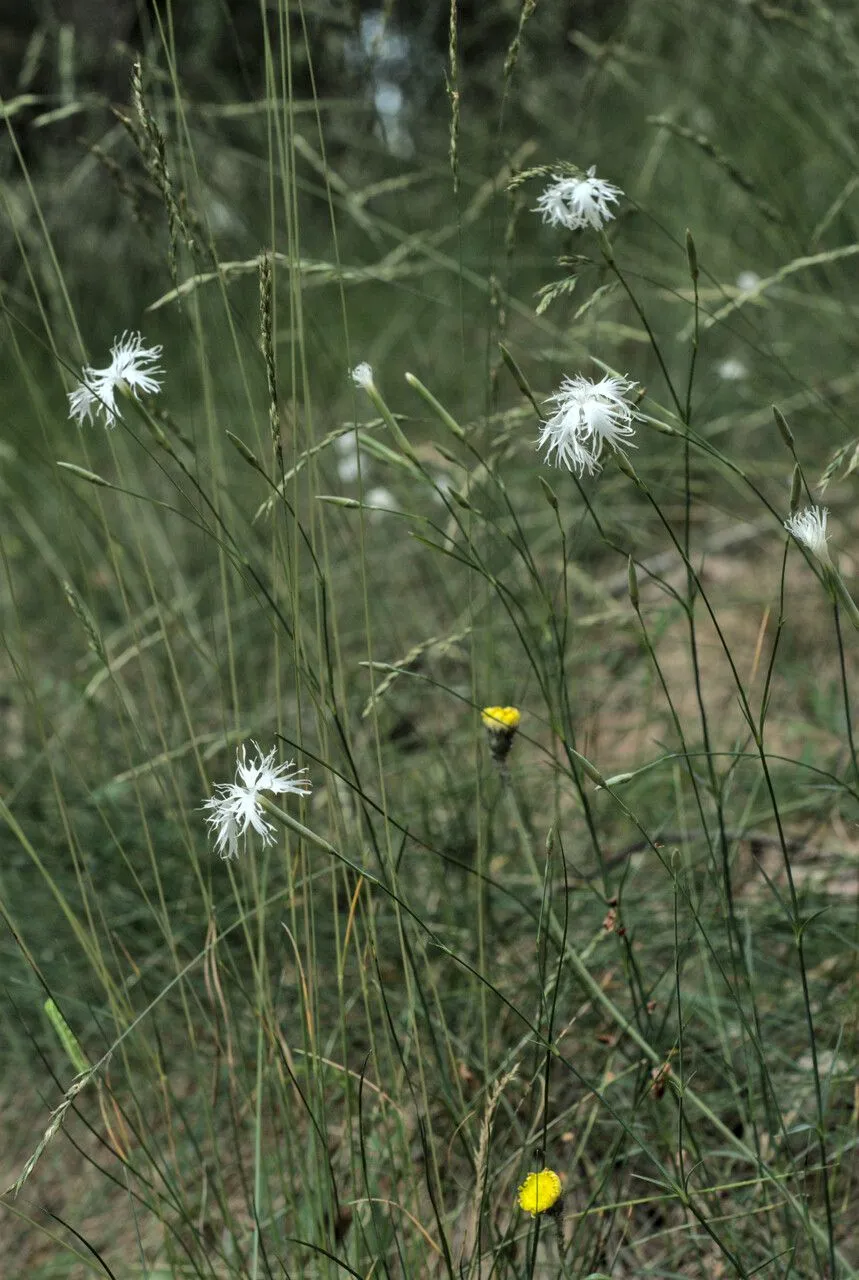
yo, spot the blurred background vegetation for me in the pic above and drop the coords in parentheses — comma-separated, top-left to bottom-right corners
(5, 1, 859, 1276)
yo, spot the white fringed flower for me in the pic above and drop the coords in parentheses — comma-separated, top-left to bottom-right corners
(203, 743, 311, 860)
(68, 332, 163, 428)
(538, 373, 641, 476)
(351, 362, 375, 390)
(784, 506, 831, 566)
(534, 167, 623, 231)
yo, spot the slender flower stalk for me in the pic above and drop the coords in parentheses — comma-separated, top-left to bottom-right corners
(534, 166, 622, 231)
(538, 373, 641, 476)
(203, 743, 311, 859)
(68, 332, 163, 428)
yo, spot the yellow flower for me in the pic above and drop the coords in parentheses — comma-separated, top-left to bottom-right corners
(481, 706, 521, 764)
(481, 706, 521, 732)
(517, 1169, 562, 1217)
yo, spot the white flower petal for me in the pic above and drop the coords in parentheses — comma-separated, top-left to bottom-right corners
(204, 790, 243, 859)
(267, 768, 311, 796)
(68, 382, 99, 427)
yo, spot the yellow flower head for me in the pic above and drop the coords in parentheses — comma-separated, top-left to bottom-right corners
(481, 706, 521, 764)
(481, 706, 521, 733)
(517, 1169, 562, 1217)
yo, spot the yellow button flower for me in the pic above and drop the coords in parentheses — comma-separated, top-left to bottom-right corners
(481, 706, 521, 765)
(517, 1169, 562, 1217)
(481, 706, 521, 732)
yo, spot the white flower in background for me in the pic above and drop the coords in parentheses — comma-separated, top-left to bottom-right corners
(534, 167, 623, 231)
(203, 742, 311, 860)
(718, 357, 748, 382)
(538, 374, 641, 476)
(335, 432, 361, 482)
(784, 505, 832, 567)
(364, 485, 397, 511)
(351, 362, 375, 390)
(736, 270, 761, 292)
(68, 332, 163, 428)
(431, 472, 455, 503)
